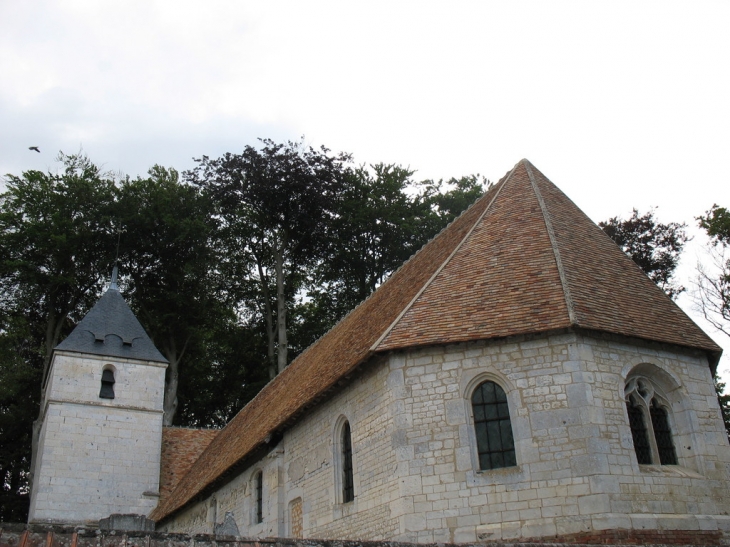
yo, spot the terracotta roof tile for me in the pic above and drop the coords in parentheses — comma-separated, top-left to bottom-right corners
(150, 159, 721, 523)
(159, 427, 219, 500)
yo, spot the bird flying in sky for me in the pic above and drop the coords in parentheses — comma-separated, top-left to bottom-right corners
(29, 146, 40, 153)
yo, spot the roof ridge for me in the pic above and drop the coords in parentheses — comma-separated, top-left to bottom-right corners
(524, 160, 577, 325)
(371, 161, 519, 352)
(284, 164, 516, 366)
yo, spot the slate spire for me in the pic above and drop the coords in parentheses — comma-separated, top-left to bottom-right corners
(54, 268, 168, 363)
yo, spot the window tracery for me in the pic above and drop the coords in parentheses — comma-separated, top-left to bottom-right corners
(625, 376, 678, 465)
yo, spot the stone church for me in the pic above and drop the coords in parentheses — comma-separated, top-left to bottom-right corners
(27, 160, 730, 543)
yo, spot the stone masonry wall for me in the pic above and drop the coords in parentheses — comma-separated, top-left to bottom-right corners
(161, 355, 401, 540)
(29, 352, 166, 524)
(160, 331, 730, 544)
(386, 332, 730, 542)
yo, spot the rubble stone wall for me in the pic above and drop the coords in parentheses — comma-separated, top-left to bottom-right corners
(0, 523, 727, 547)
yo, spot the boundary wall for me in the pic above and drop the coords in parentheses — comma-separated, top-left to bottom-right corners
(0, 524, 726, 547)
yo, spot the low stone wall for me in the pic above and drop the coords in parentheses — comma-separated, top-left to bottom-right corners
(1, 524, 728, 547)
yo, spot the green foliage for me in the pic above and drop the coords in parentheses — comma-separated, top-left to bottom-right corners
(599, 208, 688, 300)
(696, 205, 730, 437)
(116, 166, 239, 424)
(310, 164, 432, 319)
(177, 321, 270, 427)
(302, 166, 489, 344)
(695, 204, 730, 339)
(425, 174, 491, 224)
(0, 141, 490, 520)
(0, 316, 40, 521)
(187, 139, 352, 376)
(0, 153, 119, 521)
(698, 205, 730, 245)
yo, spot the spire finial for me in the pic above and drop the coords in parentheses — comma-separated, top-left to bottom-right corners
(109, 227, 126, 291)
(110, 264, 119, 290)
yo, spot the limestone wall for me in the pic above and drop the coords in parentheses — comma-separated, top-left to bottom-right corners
(29, 352, 166, 524)
(161, 355, 401, 539)
(160, 332, 730, 543)
(386, 332, 730, 542)
(42, 351, 166, 411)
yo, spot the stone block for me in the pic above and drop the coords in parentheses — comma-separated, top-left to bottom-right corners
(453, 525, 477, 543)
(404, 513, 426, 532)
(577, 493, 609, 515)
(99, 513, 155, 531)
(591, 512, 632, 530)
(522, 519, 557, 538)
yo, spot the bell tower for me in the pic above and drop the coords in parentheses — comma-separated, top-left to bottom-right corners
(28, 269, 168, 525)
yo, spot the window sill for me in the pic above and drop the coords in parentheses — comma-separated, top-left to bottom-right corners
(638, 464, 703, 479)
(468, 465, 524, 486)
(333, 499, 357, 519)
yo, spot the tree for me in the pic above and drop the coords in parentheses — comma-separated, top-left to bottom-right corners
(698, 204, 730, 245)
(696, 204, 730, 439)
(599, 208, 688, 299)
(0, 316, 39, 520)
(425, 174, 491, 225)
(117, 166, 239, 425)
(696, 205, 730, 338)
(0, 153, 118, 513)
(187, 139, 351, 378)
(302, 168, 489, 345)
(308, 164, 434, 322)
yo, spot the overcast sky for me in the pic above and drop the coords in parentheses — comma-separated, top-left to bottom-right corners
(1, 1, 729, 374)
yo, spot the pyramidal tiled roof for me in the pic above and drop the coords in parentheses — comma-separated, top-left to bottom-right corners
(150, 159, 721, 522)
(55, 286, 168, 364)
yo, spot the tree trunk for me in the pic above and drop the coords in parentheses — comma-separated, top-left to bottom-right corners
(162, 336, 187, 426)
(275, 250, 288, 374)
(256, 258, 277, 380)
(275, 244, 288, 374)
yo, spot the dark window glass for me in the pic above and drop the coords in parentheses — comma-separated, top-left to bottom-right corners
(255, 471, 263, 523)
(99, 369, 115, 399)
(472, 381, 516, 470)
(650, 399, 678, 465)
(626, 396, 652, 464)
(342, 422, 354, 503)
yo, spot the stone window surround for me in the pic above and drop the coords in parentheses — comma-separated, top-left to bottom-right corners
(252, 469, 264, 525)
(621, 361, 702, 473)
(471, 379, 517, 470)
(333, 414, 357, 507)
(625, 375, 677, 465)
(620, 356, 712, 476)
(99, 364, 116, 399)
(460, 369, 525, 483)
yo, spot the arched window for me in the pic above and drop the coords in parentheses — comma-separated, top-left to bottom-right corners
(254, 470, 263, 523)
(341, 421, 354, 503)
(625, 376, 677, 465)
(471, 380, 516, 470)
(99, 367, 115, 399)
